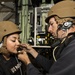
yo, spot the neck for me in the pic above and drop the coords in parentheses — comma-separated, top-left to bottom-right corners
(3, 54, 10, 60)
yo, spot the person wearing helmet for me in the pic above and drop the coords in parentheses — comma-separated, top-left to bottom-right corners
(0, 21, 26, 75)
(16, 0, 75, 75)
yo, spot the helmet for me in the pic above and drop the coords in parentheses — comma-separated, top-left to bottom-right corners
(45, 0, 75, 23)
(0, 21, 22, 42)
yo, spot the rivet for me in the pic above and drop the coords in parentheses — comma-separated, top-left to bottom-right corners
(4, 29, 6, 32)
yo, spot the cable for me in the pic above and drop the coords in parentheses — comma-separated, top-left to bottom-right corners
(15, 56, 23, 75)
(52, 38, 66, 62)
(53, 46, 58, 62)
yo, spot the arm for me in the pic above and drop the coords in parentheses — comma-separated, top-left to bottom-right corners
(18, 40, 75, 75)
(27, 41, 75, 75)
(19, 44, 53, 72)
(17, 51, 44, 75)
(27, 63, 43, 75)
(35, 54, 53, 72)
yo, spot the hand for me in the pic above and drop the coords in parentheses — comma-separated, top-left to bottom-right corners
(19, 44, 38, 58)
(18, 50, 31, 65)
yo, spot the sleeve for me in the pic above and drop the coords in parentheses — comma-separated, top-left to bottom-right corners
(27, 63, 43, 75)
(27, 41, 75, 75)
(0, 64, 5, 75)
(0, 62, 10, 75)
(47, 41, 75, 75)
(35, 54, 53, 72)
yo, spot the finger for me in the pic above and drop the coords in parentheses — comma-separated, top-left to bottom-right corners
(24, 51, 26, 54)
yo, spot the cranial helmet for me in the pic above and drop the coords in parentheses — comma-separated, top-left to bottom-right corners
(0, 21, 22, 42)
(0, 21, 22, 54)
(45, 0, 75, 23)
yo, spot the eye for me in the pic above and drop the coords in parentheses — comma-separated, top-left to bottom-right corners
(11, 40, 16, 42)
(50, 23, 53, 26)
(48, 22, 53, 26)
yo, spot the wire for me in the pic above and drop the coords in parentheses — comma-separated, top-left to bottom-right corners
(53, 46, 58, 62)
(53, 38, 66, 62)
(15, 56, 22, 75)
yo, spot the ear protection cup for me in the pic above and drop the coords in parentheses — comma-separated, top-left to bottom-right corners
(58, 21, 73, 31)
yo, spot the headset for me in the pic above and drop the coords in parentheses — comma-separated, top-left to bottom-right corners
(58, 21, 73, 31)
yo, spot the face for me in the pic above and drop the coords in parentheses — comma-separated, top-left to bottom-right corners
(48, 17, 58, 38)
(48, 17, 69, 39)
(6, 33, 20, 54)
(57, 29, 67, 39)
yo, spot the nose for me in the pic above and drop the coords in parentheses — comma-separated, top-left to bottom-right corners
(48, 25, 52, 32)
(16, 40, 20, 45)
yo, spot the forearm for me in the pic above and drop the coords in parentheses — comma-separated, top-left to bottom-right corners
(35, 54, 53, 72)
(27, 63, 43, 75)
(30, 49, 39, 58)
